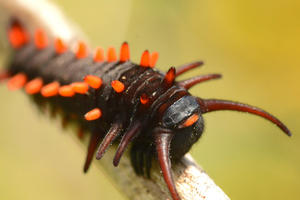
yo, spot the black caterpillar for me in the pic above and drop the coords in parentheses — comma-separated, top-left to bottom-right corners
(2, 19, 292, 200)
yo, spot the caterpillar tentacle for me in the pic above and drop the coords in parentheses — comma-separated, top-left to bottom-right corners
(178, 73, 222, 89)
(84, 131, 102, 173)
(96, 117, 123, 160)
(175, 61, 204, 77)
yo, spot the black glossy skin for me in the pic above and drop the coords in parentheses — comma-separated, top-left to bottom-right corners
(8, 40, 199, 171)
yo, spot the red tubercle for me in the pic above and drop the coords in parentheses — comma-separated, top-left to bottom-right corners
(111, 80, 125, 93)
(84, 75, 102, 89)
(71, 82, 89, 94)
(140, 93, 149, 105)
(59, 85, 75, 97)
(140, 50, 150, 67)
(107, 47, 117, 62)
(34, 29, 48, 49)
(120, 42, 130, 62)
(54, 38, 67, 54)
(25, 78, 43, 94)
(84, 108, 102, 121)
(76, 41, 88, 59)
(7, 73, 27, 90)
(164, 67, 176, 85)
(41, 81, 60, 97)
(8, 23, 28, 49)
(94, 47, 105, 62)
(149, 52, 159, 68)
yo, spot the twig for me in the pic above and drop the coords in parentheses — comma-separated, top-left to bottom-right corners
(0, 0, 230, 199)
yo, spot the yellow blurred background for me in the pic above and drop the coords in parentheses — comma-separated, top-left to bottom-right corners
(0, 0, 299, 199)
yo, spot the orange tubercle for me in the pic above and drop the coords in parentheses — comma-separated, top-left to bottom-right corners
(94, 47, 105, 62)
(107, 47, 117, 62)
(25, 78, 43, 94)
(140, 93, 149, 105)
(54, 38, 67, 54)
(34, 29, 48, 49)
(76, 41, 88, 59)
(149, 52, 159, 68)
(111, 80, 125, 93)
(84, 108, 102, 121)
(8, 24, 28, 49)
(71, 82, 89, 94)
(183, 114, 199, 127)
(59, 85, 75, 97)
(84, 75, 102, 89)
(140, 50, 150, 67)
(120, 42, 130, 62)
(41, 81, 60, 97)
(7, 73, 27, 90)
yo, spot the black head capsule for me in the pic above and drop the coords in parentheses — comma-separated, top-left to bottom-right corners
(162, 95, 204, 159)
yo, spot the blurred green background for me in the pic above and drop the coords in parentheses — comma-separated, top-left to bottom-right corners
(0, 0, 299, 199)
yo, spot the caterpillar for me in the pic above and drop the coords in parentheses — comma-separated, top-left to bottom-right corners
(1, 18, 292, 200)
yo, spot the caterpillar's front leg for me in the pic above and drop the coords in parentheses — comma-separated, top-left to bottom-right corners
(130, 141, 154, 178)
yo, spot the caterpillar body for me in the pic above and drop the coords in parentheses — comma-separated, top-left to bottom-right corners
(2, 19, 292, 200)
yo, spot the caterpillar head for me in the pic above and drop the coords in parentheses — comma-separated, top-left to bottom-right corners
(160, 95, 204, 160)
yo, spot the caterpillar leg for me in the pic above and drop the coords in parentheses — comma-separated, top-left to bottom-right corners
(130, 142, 153, 178)
(0, 70, 10, 82)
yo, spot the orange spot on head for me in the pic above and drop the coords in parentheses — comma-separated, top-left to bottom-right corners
(164, 67, 176, 85)
(149, 52, 159, 68)
(140, 50, 150, 67)
(84, 108, 102, 121)
(107, 47, 117, 62)
(7, 73, 27, 90)
(76, 41, 87, 59)
(183, 114, 199, 127)
(41, 81, 60, 97)
(71, 82, 89, 94)
(8, 23, 28, 48)
(34, 29, 48, 49)
(120, 42, 130, 62)
(84, 75, 102, 89)
(94, 47, 104, 62)
(140, 93, 149, 105)
(111, 80, 125, 93)
(54, 38, 67, 54)
(25, 78, 43, 94)
(59, 85, 75, 97)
